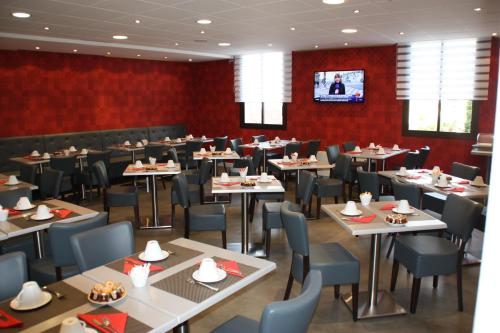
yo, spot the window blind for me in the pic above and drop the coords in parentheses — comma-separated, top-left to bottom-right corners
(396, 38, 491, 100)
(234, 52, 292, 103)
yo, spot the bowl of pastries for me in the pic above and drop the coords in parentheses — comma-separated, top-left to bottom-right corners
(240, 181, 256, 187)
(87, 281, 126, 305)
(385, 214, 408, 227)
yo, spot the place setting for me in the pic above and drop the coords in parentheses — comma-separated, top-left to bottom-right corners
(339, 200, 377, 223)
(1, 175, 20, 186)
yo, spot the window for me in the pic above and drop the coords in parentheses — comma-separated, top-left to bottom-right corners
(234, 52, 291, 129)
(397, 39, 491, 138)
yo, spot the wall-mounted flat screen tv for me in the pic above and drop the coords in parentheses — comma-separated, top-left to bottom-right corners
(313, 69, 364, 103)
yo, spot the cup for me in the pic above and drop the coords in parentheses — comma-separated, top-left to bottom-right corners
(148, 157, 156, 165)
(368, 142, 375, 149)
(129, 264, 150, 288)
(167, 160, 175, 167)
(291, 137, 296, 142)
(201, 135, 207, 140)
(399, 166, 407, 175)
(31, 150, 40, 157)
(43, 152, 51, 159)
(136, 142, 143, 148)
(124, 140, 131, 146)
(239, 167, 248, 178)
(16, 196, 32, 210)
(220, 172, 230, 182)
(36, 205, 51, 219)
(225, 147, 232, 154)
(344, 201, 358, 214)
(80, 148, 88, 155)
(135, 160, 144, 168)
(393, 144, 400, 150)
(63, 149, 70, 156)
(438, 174, 448, 187)
(291, 153, 298, 161)
(69, 146, 77, 152)
(59, 317, 87, 333)
(200, 148, 206, 154)
(283, 155, 290, 162)
(309, 155, 317, 162)
(210, 145, 216, 153)
(274, 136, 280, 142)
(176, 138, 182, 143)
(144, 240, 163, 261)
(472, 176, 485, 185)
(7, 175, 19, 185)
(0, 209, 8, 222)
(259, 172, 269, 182)
(354, 146, 361, 152)
(198, 258, 219, 281)
(141, 139, 148, 145)
(15, 281, 44, 308)
(377, 147, 385, 154)
(359, 192, 372, 206)
(164, 136, 171, 142)
(398, 199, 411, 213)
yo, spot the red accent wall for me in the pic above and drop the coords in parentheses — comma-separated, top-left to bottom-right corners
(0, 50, 194, 136)
(190, 39, 499, 174)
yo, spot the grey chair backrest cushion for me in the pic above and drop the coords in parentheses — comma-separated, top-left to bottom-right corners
(0, 135, 45, 172)
(172, 174, 190, 208)
(144, 144, 165, 161)
(259, 270, 322, 333)
(238, 156, 257, 175)
(442, 194, 483, 243)
(87, 151, 111, 170)
(305, 140, 320, 157)
(39, 168, 64, 199)
(167, 148, 180, 163)
(284, 142, 301, 156)
(19, 164, 37, 184)
(326, 145, 340, 165)
(342, 141, 356, 152)
(391, 179, 421, 208)
(0, 187, 32, 208)
(252, 147, 264, 169)
(50, 155, 77, 176)
(101, 128, 149, 150)
(230, 138, 244, 156)
(214, 136, 228, 151)
(404, 151, 420, 169)
(49, 212, 108, 267)
(451, 162, 480, 181)
(357, 170, 380, 200)
(332, 154, 351, 181)
(198, 158, 213, 185)
(418, 146, 430, 168)
(148, 125, 187, 141)
(281, 201, 309, 256)
(296, 171, 316, 203)
(43, 131, 103, 152)
(0, 252, 28, 302)
(92, 160, 110, 188)
(70, 221, 135, 272)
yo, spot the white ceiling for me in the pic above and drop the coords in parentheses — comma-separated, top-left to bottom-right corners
(0, 0, 498, 62)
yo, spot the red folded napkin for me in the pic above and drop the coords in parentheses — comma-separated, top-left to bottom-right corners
(349, 214, 376, 223)
(447, 187, 465, 192)
(50, 209, 72, 218)
(129, 167, 145, 172)
(123, 257, 164, 274)
(0, 310, 22, 328)
(380, 203, 397, 211)
(8, 208, 21, 216)
(217, 260, 244, 278)
(458, 180, 470, 184)
(214, 181, 241, 187)
(278, 161, 299, 166)
(78, 313, 128, 333)
(348, 151, 362, 154)
(0, 180, 7, 185)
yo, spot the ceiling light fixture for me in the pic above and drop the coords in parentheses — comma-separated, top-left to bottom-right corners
(188, 58, 193, 62)
(35, 46, 40, 50)
(493, 32, 498, 36)
(267, 43, 273, 47)
(137, 54, 141, 57)
(341, 28, 357, 33)
(106, 52, 111, 55)
(196, 19, 211, 25)
(290, 27, 296, 31)
(353, 9, 360, 14)
(322, 0, 345, 4)
(113, 35, 128, 40)
(474, 7, 481, 12)
(44, 26, 50, 30)
(135, 19, 141, 24)
(175, 42, 179, 46)
(344, 42, 348, 46)
(73, 49, 77, 52)
(164, 56, 168, 59)
(399, 31, 405, 35)
(314, 45, 319, 48)
(200, 30, 205, 34)
(12, 12, 30, 18)
(218, 42, 231, 46)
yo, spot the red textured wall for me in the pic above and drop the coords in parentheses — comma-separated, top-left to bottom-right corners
(190, 39, 498, 174)
(0, 50, 194, 136)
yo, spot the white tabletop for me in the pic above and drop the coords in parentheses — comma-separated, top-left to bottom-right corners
(193, 151, 240, 160)
(122, 163, 181, 176)
(321, 201, 447, 236)
(82, 238, 276, 330)
(10, 151, 90, 166)
(108, 145, 145, 152)
(344, 147, 410, 160)
(268, 158, 333, 171)
(239, 140, 291, 150)
(211, 175, 285, 194)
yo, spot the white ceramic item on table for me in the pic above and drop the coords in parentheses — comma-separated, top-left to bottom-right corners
(359, 193, 372, 206)
(176, 138, 182, 143)
(397, 166, 408, 176)
(164, 136, 171, 142)
(353, 146, 362, 153)
(148, 157, 156, 165)
(201, 135, 207, 140)
(291, 137, 296, 142)
(59, 317, 90, 333)
(43, 152, 51, 159)
(341, 201, 362, 216)
(129, 264, 150, 288)
(167, 160, 175, 168)
(15, 196, 35, 210)
(140, 240, 168, 261)
(377, 147, 385, 154)
(80, 148, 88, 155)
(393, 199, 414, 214)
(0, 208, 8, 222)
(141, 139, 148, 145)
(283, 155, 290, 162)
(253, 139, 259, 144)
(6, 175, 19, 185)
(135, 160, 144, 168)
(210, 145, 216, 153)
(200, 148, 206, 154)
(31, 150, 40, 157)
(368, 142, 376, 149)
(220, 172, 230, 182)
(136, 142, 143, 148)
(274, 136, 280, 142)
(309, 155, 317, 162)
(124, 140, 131, 146)
(63, 149, 70, 156)
(291, 152, 298, 161)
(69, 146, 77, 152)
(437, 174, 449, 187)
(471, 176, 487, 187)
(224, 147, 232, 155)
(193, 258, 226, 283)
(31, 204, 54, 220)
(10, 281, 51, 311)
(393, 144, 400, 150)
(259, 172, 271, 183)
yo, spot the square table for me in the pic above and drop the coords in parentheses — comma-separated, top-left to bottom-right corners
(123, 163, 181, 229)
(211, 175, 284, 256)
(0, 199, 98, 258)
(152, 137, 214, 148)
(0, 173, 38, 192)
(193, 151, 240, 176)
(82, 238, 276, 332)
(344, 147, 410, 171)
(239, 140, 291, 172)
(108, 144, 144, 163)
(321, 201, 446, 319)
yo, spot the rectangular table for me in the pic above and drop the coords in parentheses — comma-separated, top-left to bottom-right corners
(321, 201, 446, 319)
(152, 137, 214, 148)
(239, 140, 291, 172)
(0, 199, 98, 258)
(344, 147, 410, 171)
(123, 163, 181, 229)
(268, 158, 333, 192)
(0, 174, 38, 192)
(211, 175, 284, 256)
(108, 145, 144, 163)
(82, 238, 276, 332)
(193, 151, 240, 176)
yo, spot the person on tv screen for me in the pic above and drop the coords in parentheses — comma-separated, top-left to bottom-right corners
(329, 73, 345, 95)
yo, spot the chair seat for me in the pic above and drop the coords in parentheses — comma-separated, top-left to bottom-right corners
(210, 315, 259, 333)
(395, 235, 459, 278)
(29, 258, 79, 285)
(292, 243, 359, 285)
(263, 202, 300, 230)
(314, 178, 343, 197)
(189, 204, 226, 231)
(106, 186, 138, 207)
(256, 192, 284, 200)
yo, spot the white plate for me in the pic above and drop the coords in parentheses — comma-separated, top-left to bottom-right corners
(138, 250, 169, 262)
(396, 172, 409, 177)
(10, 291, 52, 311)
(4, 181, 20, 186)
(384, 221, 407, 228)
(257, 178, 273, 183)
(13, 204, 36, 211)
(87, 290, 127, 305)
(434, 183, 451, 189)
(192, 268, 227, 283)
(392, 208, 415, 215)
(85, 328, 98, 333)
(340, 209, 363, 216)
(31, 213, 54, 221)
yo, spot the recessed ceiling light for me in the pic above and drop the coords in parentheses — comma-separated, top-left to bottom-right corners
(314, 45, 319, 48)
(218, 42, 231, 46)
(135, 19, 141, 24)
(354, 9, 360, 14)
(113, 35, 128, 40)
(188, 58, 193, 62)
(399, 31, 405, 35)
(341, 28, 357, 34)
(200, 30, 205, 34)
(137, 54, 141, 57)
(12, 12, 30, 18)
(35, 46, 40, 50)
(44, 26, 50, 31)
(175, 42, 179, 46)
(164, 56, 168, 59)
(344, 42, 348, 46)
(493, 32, 498, 36)
(106, 52, 111, 55)
(474, 7, 481, 12)
(196, 19, 211, 25)
(73, 49, 78, 52)
(290, 27, 296, 31)
(267, 43, 273, 47)
(322, 0, 345, 4)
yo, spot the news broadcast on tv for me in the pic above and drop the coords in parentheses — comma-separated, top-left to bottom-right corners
(313, 70, 365, 103)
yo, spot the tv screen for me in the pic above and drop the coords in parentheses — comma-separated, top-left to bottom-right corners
(313, 70, 364, 103)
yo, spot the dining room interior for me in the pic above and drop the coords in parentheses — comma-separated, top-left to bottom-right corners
(0, 0, 499, 332)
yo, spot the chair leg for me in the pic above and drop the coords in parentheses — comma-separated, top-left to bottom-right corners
(390, 259, 400, 291)
(316, 196, 321, 219)
(457, 267, 464, 311)
(410, 277, 421, 313)
(161, 177, 167, 190)
(55, 267, 63, 281)
(171, 204, 175, 226)
(133, 205, 140, 229)
(222, 231, 227, 249)
(386, 234, 396, 258)
(284, 266, 294, 300)
(433, 276, 439, 288)
(334, 285, 340, 299)
(352, 283, 359, 321)
(265, 229, 271, 258)
(249, 196, 256, 222)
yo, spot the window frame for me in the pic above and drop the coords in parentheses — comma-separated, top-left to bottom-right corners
(402, 100, 479, 139)
(239, 102, 287, 130)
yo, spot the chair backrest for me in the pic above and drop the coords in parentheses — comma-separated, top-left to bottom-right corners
(305, 140, 320, 157)
(198, 158, 213, 185)
(70, 221, 135, 272)
(252, 148, 264, 171)
(50, 155, 77, 176)
(417, 146, 430, 168)
(230, 138, 244, 156)
(357, 169, 381, 200)
(39, 168, 64, 199)
(391, 179, 421, 208)
(404, 151, 420, 169)
(144, 144, 165, 161)
(214, 136, 228, 151)
(442, 194, 483, 244)
(237, 156, 257, 176)
(342, 141, 356, 152)
(332, 154, 352, 181)
(184, 140, 203, 168)
(49, 212, 108, 267)
(19, 164, 37, 184)
(451, 162, 480, 181)
(284, 142, 301, 156)
(281, 201, 309, 256)
(167, 147, 180, 163)
(172, 174, 190, 208)
(326, 145, 340, 165)
(296, 171, 316, 204)
(92, 161, 110, 189)
(259, 270, 322, 333)
(0, 187, 32, 208)
(86, 151, 111, 170)
(0, 252, 28, 301)
(252, 135, 267, 143)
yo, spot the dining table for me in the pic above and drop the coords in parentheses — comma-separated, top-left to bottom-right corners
(192, 151, 240, 176)
(321, 201, 446, 319)
(344, 147, 410, 171)
(0, 174, 38, 192)
(239, 140, 291, 172)
(151, 137, 214, 148)
(211, 175, 284, 257)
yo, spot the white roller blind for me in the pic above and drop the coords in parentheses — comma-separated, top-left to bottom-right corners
(397, 38, 491, 100)
(234, 52, 292, 103)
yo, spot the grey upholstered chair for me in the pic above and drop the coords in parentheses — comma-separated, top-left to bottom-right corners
(417, 146, 431, 168)
(29, 212, 108, 285)
(183, 140, 203, 170)
(342, 141, 356, 152)
(0, 187, 32, 208)
(304, 139, 320, 158)
(230, 138, 244, 156)
(0, 252, 28, 301)
(404, 151, 421, 169)
(451, 162, 480, 181)
(167, 147, 180, 163)
(50, 155, 77, 197)
(76, 150, 111, 199)
(251, 135, 266, 143)
(39, 168, 64, 200)
(281, 201, 359, 320)
(229, 156, 256, 176)
(70, 221, 135, 272)
(172, 173, 227, 248)
(210, 270, 322, 333)
(357, 169, 394, 202)
(252, 147, 264, 173)
(93, 161, 140, 227)
(284, 142, 301, 156)
(19, 164, 37, 185)
(390, 194, 482, 313)
(262, 171, 316, 258)
(145, 144, 166, 162)
(214, 136, 228, 151)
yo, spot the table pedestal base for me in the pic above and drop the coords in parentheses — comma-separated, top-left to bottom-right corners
(139, 215, 172, 230)
(342, 290, 406, 319)
(226, 242, 267, 258)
